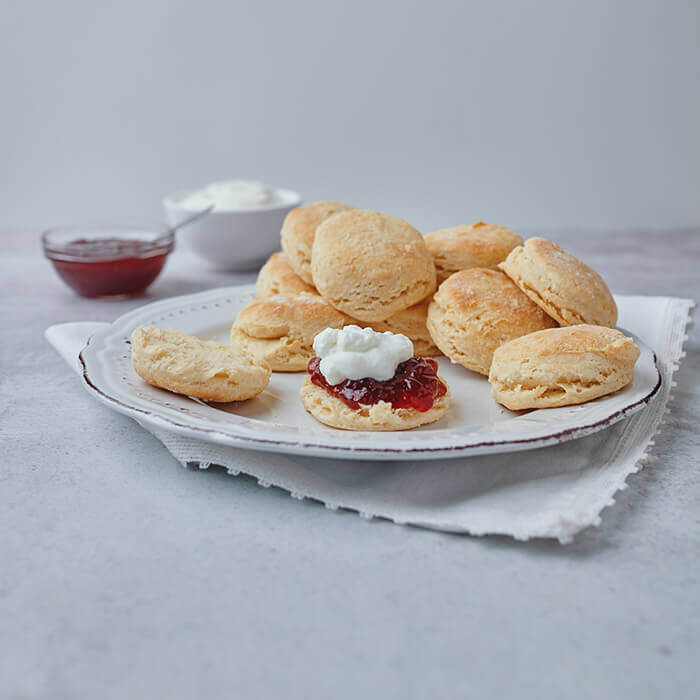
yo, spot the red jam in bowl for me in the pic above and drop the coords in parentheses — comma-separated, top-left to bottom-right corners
(42, 227, 174, 298)
(308, 356, 447, 412)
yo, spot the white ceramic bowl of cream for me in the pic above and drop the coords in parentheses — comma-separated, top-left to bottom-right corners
(163, 180, 301, 271)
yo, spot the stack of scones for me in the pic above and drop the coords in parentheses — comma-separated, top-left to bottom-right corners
(231, 202, 639, 413)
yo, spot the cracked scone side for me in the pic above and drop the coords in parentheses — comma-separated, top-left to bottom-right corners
(488, 325, 640, 409)
(280, 201, 354, 284)
(300, 376, 450, 431)
(230, 294, 351, 371)
(131, 326, 270, 402)
(425, 221, 523, 282)
(499, 238, 618, 327)
(311, 209, 437, 322)
(427, 268, 558, 375)
(256, 252, 318, 297)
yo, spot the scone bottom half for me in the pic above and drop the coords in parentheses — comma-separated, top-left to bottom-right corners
(488, 325, 640, 410)
(301, 355, 450, 431)
(130, 326, 271, 403)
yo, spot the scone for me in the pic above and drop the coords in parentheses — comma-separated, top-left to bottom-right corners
(131, 326, 270, 402)
(499, 237, 618, 327)
(427, 268, 558, 375)
(256, 252, 317, 297)
(311, 209, 437, 322)
(489, 325, 640, 410)
(425, 221, 523, 282)
(280, 201, 354, 284)
(300, 376, 450, 431)
(366, 298, 440, 356)
(300, 325, 449, 431)
(230, 294, 351, 371)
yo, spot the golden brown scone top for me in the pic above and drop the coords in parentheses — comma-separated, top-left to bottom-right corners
(256, 252, 317, 297)
(424, 221, 523, 281)
(427, 268, 558, 374)
(311, 209, 437, 322)
(433, 268, 558, 331)
(492, 324, 639, 363)
(280, 201, 354, 283)
(499, 237, 618, 327)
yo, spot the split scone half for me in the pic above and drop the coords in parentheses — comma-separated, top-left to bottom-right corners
(300, 378, 450, 431)
(131, 326, 270, 402)
(489, 325, 640, 410)
(231, 294, 351, 371)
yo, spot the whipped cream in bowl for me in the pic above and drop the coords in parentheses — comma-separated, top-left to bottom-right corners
(313, 325, 414, 385)
(176, 179, 294, 212)
(163, 179, 301, 271)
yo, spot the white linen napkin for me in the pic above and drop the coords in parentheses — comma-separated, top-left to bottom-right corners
(46, 295, 694, 543)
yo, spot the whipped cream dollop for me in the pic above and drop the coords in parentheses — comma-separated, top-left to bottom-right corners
(178, 179, 284, 211)
(312, 325, 414, 386)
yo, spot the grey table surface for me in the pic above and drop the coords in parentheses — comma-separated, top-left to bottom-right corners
(2, 229, 699, 700)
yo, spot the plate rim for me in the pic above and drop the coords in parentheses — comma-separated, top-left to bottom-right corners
(78, 285, 662, 460)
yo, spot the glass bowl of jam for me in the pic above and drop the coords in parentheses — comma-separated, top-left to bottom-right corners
(42, 226, 174, 298)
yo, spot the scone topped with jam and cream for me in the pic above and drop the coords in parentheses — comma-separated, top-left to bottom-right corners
(300, 325, 449, 431)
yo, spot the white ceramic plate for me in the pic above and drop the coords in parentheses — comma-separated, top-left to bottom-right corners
(79, 285, 661, 461)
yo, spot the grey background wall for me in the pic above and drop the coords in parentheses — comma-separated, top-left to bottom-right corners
(2, 0, 698, 236)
